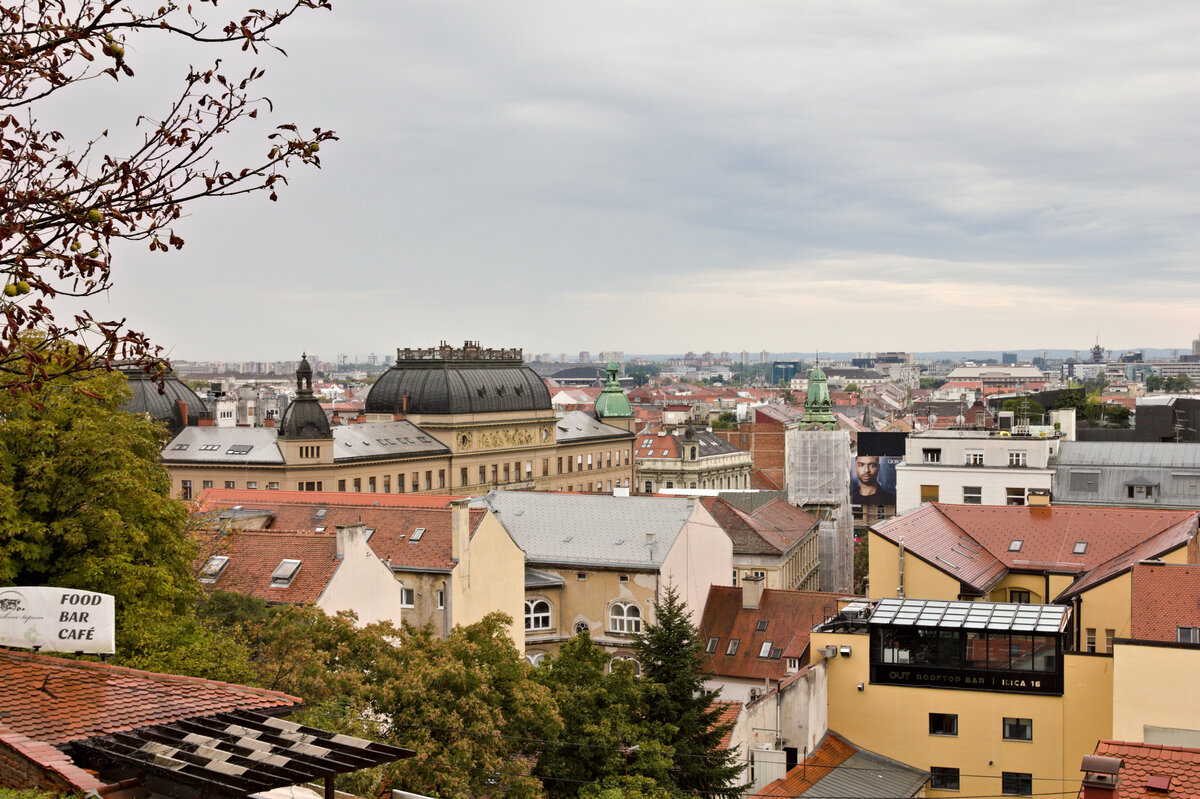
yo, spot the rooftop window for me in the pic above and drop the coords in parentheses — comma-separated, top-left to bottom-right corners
(226, 444, 253, 455)
(270, 559, 302, 587)
(199, 444, 220, 451)
(198, 555, 229, 583)
(1073, 541, 1087, 555)
(410, 527, 425, 542)
(1008, 539, 1023, 552)
(756, 620, 768, 632)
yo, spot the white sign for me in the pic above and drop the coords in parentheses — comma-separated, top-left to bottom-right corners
(0, 586, 116, 654)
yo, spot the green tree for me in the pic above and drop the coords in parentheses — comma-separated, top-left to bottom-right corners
(534, 634, 673, 798)
(634, 586, 745, 799)
(0, 365, 198, 637)
(1169, 374, 1195, 393)
(1102, 404, 1132, 428)
(1145, 374, 1165, 392)
(919, 377, 947, 390)
(1001, 398, 1045, 420)
(711, 411, 738, 430)
(844, 382, 861, 393)
(376, 614, 562, 799)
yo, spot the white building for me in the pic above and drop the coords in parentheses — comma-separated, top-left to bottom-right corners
(894, 409, 1076, 512)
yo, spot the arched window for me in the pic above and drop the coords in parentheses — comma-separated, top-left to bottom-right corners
(525, 599, 551, 631)
(526, 652, 547, 667)
(610, 655, 641, 676)
(609, 602, 642, 634)
(575, 621, 590, 635)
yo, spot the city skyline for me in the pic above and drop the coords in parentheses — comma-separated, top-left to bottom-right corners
(49, 2, 1200, 359)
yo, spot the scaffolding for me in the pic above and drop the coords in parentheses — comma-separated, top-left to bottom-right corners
(785, 428, 854, 594)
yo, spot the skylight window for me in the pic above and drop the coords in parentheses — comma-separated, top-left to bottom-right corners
(172, 444, 189, 450)
(314, 508, 328, 519)
(226, 444, 253, 455)
(199, 444, 220, 451)
(1073, 541, 1088, 554)
(198, 555, 229, 583)
(1008, 540, 1024, 552)
(410, 527, 425, 542)
(758, 641, 773, 658)
(756, 620, 768, 632)
(271, 559, 302, 587)
(315, 526, 326, 532)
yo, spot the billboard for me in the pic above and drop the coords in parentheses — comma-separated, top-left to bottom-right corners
(0, 586, 115, 654)
(851, 454, 900, 505)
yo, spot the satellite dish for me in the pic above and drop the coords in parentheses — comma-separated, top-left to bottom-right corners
(928, 414, 938, 425)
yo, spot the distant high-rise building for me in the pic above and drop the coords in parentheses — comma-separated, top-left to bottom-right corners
(579, 351, 591, 363)
(741, 351, 749, 368)
(760, 350, 770, 364)
(1192, 334, 1200, 357)
(1002, 352, 1018, 365)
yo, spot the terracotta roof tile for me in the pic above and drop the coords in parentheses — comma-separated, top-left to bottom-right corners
(195, 530, 342, 603)
(0, 649, 298, 746)
(699, 586, 845, 681)
(759, 732, 857, 797)
(710, 701, 741, 751)
(1131, 563, 1200, 641)
(700, 497, 817, 556)
(1084, 740, 1200, 798)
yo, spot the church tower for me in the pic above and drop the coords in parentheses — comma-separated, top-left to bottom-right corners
(801, 362, 837, 431)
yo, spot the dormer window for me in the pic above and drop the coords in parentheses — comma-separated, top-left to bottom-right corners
(271, 559, 302, 587)
(199, 555, 229, 583)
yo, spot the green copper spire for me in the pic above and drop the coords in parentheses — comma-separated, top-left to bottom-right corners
(801, 361, 836, 430)
(594, 361, 632, 419)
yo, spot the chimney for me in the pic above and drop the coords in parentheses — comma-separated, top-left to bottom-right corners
(263, 418, 275, 428)
(450, 499, 471, 562)
(198, 416, 215, 427)
(742, 574, 766, 609)
(1081, 755, 1122, 799)
(336, 522, 366, 560)
(176, 400, 189, 427)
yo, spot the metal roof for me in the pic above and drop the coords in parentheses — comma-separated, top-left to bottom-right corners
(478, 491, 694, 568)
(804, 749, 929, 798)
(555, 410, 634, 442)
(869, 598, 1069, 633)
(366, 346, 552, 414)
(1056, 441, 1200, 469)
(162, 427, 286, 465)
(332, 420, 449, 461)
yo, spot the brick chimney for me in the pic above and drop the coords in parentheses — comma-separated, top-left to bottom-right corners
(1080, 754, 1122, 799)
(742, 574, 766, 609)
(336, 522, 366, 560)
(450, 499, 471, 562)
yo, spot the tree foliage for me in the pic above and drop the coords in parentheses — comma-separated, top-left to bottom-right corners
(634, 586, 745, 799)
(1001, 398, 1045, 420)
(0, 0, 335, 392)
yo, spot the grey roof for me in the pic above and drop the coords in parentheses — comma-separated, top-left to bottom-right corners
(333, 421, 450, 461)
(555, 410, 634, 442)
(689, 430, 743, 457)
(366, 350, 552, 414)
(119, 367, 207, 435)
(162, 427, 285, 465)
(525, 566, 565, 588)
(803, 744, 929, 798)
(478, 491, 694, 569)
(1056, 441, 1200, 469)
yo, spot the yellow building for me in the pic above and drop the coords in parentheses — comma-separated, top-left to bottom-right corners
(160, 344, 636, 499)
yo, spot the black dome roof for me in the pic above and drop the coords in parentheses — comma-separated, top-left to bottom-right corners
(366, 342, 551, 415)
(282, 354, 332, 439)
(118, 366, 206, 435)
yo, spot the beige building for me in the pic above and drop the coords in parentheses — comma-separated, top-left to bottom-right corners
(700, 495, 821, 591)
(635, 425, 754, 494)
(476, 491, 733, 667)
(161, 344, 636, 499)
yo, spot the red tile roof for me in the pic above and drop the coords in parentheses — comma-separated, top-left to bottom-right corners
(700, 497, 817, 556)
(1083, 740, 1200, 799)
(195, 529, 342, 603)
(759, 732, 857, 797)
(196, 495, 486, 572)
(699, 586, 845, 681)
(1131, 563, 1200, 642)
(750, 469, 783, 490)
(198, 488, 462, 509)
(873, 504, 1198, 598)
(0, 649, 298, 746)
(710, 700, 741, 751)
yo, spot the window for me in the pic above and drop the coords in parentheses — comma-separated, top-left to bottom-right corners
(1070, 471, 1099, 493)
(577, 572, 587, 581)
(1086, 628, 1097, 653)
(929, 713, 958, 736)
(920, 485, 939, 503)
(437, 589, 445, 609)
(758, 641, 773, 658)
(1178, 626, 1200, 644)
(731, 570, 738, 587)
(587, 453, 593, 469)
(965, 450, 984, 466)
(1105, 628, 1115, 653)
(1008, 450, 1028, 467)
(460, 468, 468, 487)
(923, 448, 942, 464)
(542, 459, 549, 477)
(1001, 772, 1032, 796)
(338, 479, 346, 492)
(268, 482, 279, 490)
(557, 457, 563, 474)
(705, 637, 719, 654)
(270, 559, 302, 588)
(246, 481, 257, 490)
(180, 480, 192, 500)
(609, 602, 641, 634)
(575, 622, 590, 635)
(224, 480, 235, 489)
(202, 480, 214, 489)
(198, 555, 229, 583)
(930, 767, 960, 791)
(425, 471, 432, 490)
(1073, 541, 1088, 554)
(353, 478, 361, 492)
(756, 620, 769, 632)
(172, 443, 189, 451)
(963, 486, 982, 504)
(1008, 539, 1023, 552)
(199, 444, 220, 451)
(410, 527, 425, 542)
(645, 481, 653, 493)
(1003, 717, 1033, 741)
(1127, 484, 1155, 500)
(576, 454, 583, 471)
(368, 476, 376, 492)
(525, 600, 551, 631)
(503, 464, 511, 483)
(726, 639, 740, 656)
(619, 574, 629, 583)
(400, 587, 415, 608)
(1010, 589, 1031, 604)
(1006, 487, 1026, 506)
(438, 470, 445, 489)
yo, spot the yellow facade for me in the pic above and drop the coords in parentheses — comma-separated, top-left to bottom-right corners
(868, 532, 961, 601)
(812, 629, 1112, 798)
(1113, 641, 1200, 745)
(523, 568, 658, 664)
(449, 511, 526, 651)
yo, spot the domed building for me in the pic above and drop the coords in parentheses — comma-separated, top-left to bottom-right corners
(118, 365, 207, 436)
(160, 342, 636, 499)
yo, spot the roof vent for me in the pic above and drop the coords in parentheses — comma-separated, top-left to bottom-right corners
(1081, 755, 1122, 793)
(1146, 775, 1171, 793)
(270, 558, 302, 587)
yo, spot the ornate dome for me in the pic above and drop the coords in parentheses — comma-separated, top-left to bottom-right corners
(281, 354, 332, 439)
(118, 365, 206, 435)
(594, 362, 632, 419)
(366, 342, 551, 415)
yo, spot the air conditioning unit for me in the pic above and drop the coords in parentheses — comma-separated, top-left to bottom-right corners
(824, 645, 838, 658)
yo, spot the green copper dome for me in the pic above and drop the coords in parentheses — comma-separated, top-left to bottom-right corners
(802, 362, 836, 430)
(594, 361, 632, 419)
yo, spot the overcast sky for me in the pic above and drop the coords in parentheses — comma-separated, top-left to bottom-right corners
(54, 1, 1200, 361)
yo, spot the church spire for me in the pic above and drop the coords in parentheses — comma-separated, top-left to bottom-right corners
(802, 358, 836, 430)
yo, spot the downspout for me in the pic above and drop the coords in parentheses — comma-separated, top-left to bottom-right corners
(1073, 594, 1081, 653)
(897, 537, 905, 598)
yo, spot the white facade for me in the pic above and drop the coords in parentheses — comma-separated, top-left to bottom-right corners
(893, 418, 1074, 512)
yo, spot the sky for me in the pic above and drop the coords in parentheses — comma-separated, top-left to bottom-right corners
(46, 2, 1200, 360)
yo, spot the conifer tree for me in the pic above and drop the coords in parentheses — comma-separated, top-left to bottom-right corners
(634, 585, 745, 799)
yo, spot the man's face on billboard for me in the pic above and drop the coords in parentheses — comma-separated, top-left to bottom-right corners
(856, 456, 881, 486)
